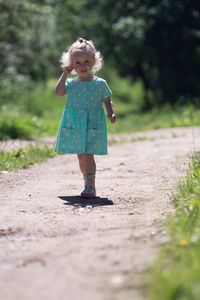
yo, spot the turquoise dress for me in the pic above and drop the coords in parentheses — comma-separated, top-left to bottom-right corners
(54, 76, 112, 155)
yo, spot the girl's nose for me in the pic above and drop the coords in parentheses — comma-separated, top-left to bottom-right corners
(80, 62, 87, 67)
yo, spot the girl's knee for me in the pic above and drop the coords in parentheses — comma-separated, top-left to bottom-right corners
(77, 154, 85, 161)
(78, 153, 93, 160)
(85, 154, 94, 161)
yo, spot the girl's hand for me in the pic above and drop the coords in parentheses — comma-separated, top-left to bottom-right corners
(108, 113, 116, 123)
(64, 66, 73, 75)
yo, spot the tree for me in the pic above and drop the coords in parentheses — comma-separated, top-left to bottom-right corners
(57, 0, 200, 107)
(0, 0, 58, 105)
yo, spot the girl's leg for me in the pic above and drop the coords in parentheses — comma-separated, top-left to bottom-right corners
(84, 154, 96, 175)
(77, 154, 86, 175)
(77, 154, 96, 175)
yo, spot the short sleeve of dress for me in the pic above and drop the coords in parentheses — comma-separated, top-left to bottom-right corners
(102, 80, 112, 100)
(65, 78, 72, 92)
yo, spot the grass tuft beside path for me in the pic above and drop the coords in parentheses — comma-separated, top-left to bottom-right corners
(0, 145, 56, 172)
(147, 151, 200, 300)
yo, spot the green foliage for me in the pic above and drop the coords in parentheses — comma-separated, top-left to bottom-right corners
(0, 79, 65, 140)
(0, 144, 56, 171)
(0, 107, 49, 140)
(139, 1, 200, 106)
(147, 151, 200, 300)
(0, 0, 59, 107)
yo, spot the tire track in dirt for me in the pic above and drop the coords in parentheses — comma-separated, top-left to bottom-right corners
(0, 127, 199, 300)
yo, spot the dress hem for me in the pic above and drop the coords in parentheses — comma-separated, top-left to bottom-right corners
(54, 149, 108, 155)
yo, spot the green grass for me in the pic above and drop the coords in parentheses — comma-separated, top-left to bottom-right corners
(0, 79, 65, 139)
(147, 151, 200, 300)
(1, 73, 200, 140)
(0, 144, 56, 171)
(107, 103, 200, 134)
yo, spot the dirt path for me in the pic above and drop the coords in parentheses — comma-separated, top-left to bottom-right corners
(0, 127, 200, 300)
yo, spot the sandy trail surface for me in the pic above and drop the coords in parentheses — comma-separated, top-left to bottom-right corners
(0, 127, 200, 300)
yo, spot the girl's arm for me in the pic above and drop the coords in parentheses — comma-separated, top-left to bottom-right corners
(103, 97, 116, 123)
(55, 66, 73, 97)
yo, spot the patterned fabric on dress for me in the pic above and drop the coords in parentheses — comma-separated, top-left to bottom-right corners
(54, 76, 112, 155)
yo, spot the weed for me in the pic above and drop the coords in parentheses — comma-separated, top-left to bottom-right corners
(147, 151, 200, 300)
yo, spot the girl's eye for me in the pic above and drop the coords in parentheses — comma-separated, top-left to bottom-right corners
(76, 61, 80, 65)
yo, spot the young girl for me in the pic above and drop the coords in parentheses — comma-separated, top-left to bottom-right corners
(54, 38, 116, 198)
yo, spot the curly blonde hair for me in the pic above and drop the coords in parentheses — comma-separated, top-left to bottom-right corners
(60, 38, 103, 74)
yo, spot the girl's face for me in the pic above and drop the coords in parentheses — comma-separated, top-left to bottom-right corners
(72, 52, 94, 81)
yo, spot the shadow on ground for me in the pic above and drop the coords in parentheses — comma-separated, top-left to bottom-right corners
(59, 195, 114, 207)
